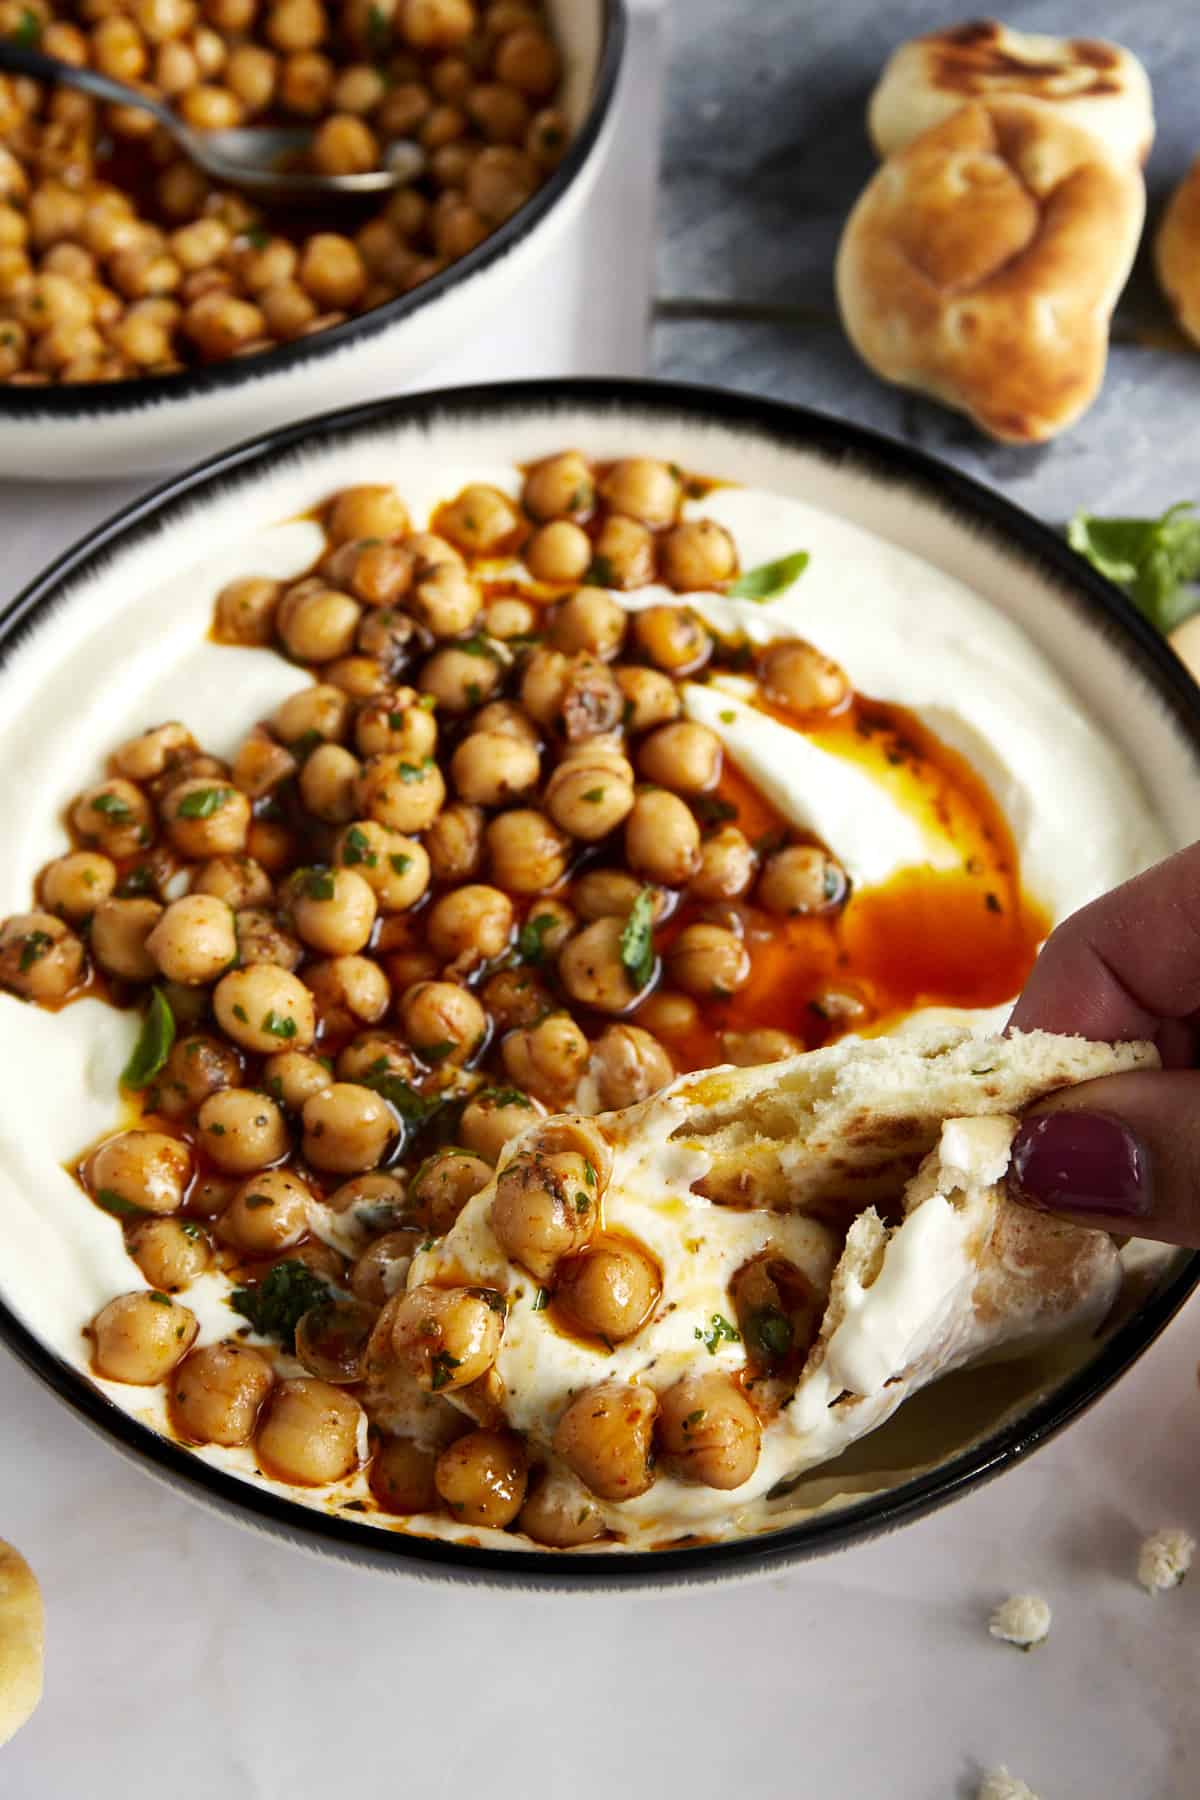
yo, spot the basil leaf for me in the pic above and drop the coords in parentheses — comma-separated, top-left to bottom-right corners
(121, 987, 175, 1090)
(726, 549, 809, 603)
(1068, 503, 1200, 634)
(619, 887, 656, 989)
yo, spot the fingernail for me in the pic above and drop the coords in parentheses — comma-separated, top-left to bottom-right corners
(1007, 1112, 1152, 1220)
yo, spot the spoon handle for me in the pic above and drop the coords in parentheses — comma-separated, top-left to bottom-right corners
(0, 40, 175, 129)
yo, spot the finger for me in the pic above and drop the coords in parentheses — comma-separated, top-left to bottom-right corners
(1008, 841, 1200, 1042)
(1005, 1069, 1200, 1248)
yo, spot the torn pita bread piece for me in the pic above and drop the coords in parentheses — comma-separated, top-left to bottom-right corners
(0, 1539, 43, 1747)
(412, 1025, 1156, 1544)
(867, 20, 1155, 166)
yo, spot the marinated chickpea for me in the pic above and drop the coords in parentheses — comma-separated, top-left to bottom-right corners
(481, 596, 536, 640)
(304, 954, 390, 1032)
(129, 1216, 211, 1291)
(467, 144, 537, 222)
(301, 1082, 394, 1173)
(370, 1436, 440, 1513)
(226, 41, 277, 110)
(326, 484, 409, 546)
(397, 979, 487, 1064)
(435, 1429, 527, 1528)
(615, 667, 681, 734)
(278, 46, 333, 112)
(197, 1088, 289, 1173)
(591, 1023, 674, 1109)
(426, 884, 513, 968)
(183, 292, 266, 358)
(637, 720, 721, 796)
(312, 113, 379, 176)
(390, 1283, 503, 1393)
(400, 0, 476, 50)
(191, 854, 273, 909)
(691, 826, 756, 901)
(632, 605, 712, 677)
(411, 1147, 492, 1234)
(353, 691, 432, 761)
(356, 751, 446, 833)
(439, 483, 521, 554)
(544, 757, 634, 841)
(521, 449, 592, 521)
(485, 808, 571, 894)
(219, 1167, 312, 1253)
(571, 868, 657, 922)
(90, 897, 163, 982)
(264, 1049, 333, 1111)
(666, 922, 750, 998)
(151, 1032, 240, 1115)
(625, 790, 701, 886)
(38, 851, 116, 923)
(171, 1340, 274, 1446)
(256, 1377, 363, 1485)
(85, 1129, 191, 1216)
(214, 963, 316, 1052)
(719, 1027, 804, 1067)
(459, 1086, 544, 1162)
(298, 233, 366, 308)
(277, 585, 361, 663)
(91, 1291, 199, 1385)
(757, 845, 849, 917)
(660, 518, 738, 591)
(235, 907, 302, 971)
(590, 513, 655, 590)
(72, 778, 153, 858)
(0, 911, 85, 1000)
(557, 1238, 660, 1343)
(558, 916, 646, 1015)
(518, 1469, 606, 1546)
(495, 25, 560, 96)
(490, 1147, 597, 1279)
(601, 458, 680, 529)
(548, 586, 626, 659)
(524, 520, 591, 585)
(214, 575, 280, 645)
(351, 1229, 423, 1306)
(419, 642, 505, 713)
(449, 730, 539, 809)
(409, 562, 481, 639)
(425, 802, 483, 884)
(552, 1380, 656, 1502)
(289, 866, 376, 956)
(336, 1031, 416, 1084)
(501, 1010, 588, 1107)
(757, 638, 850, 713)
(146, 893, 237, 985)
(273, 682, 350, 746)
(657, 1372, 761, 1490)
(162, 779, 250, 858)
(467, 81, 529, 145)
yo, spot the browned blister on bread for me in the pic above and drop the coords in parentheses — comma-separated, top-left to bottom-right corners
(836, 98, 1145, 443)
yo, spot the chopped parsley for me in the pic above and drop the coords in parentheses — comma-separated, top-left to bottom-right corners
(243, 1193, 274, 1210)
(11, 9, 40, 48)
(693, 795, 738, 830)
(342, 824, 377, 868)
(232, 1003, 248, 1022)
(429, 1349, 462, 1391)
(475, 1087, 533, 1110)
(575, 1192, 591, 1214)
(682, 1408, 706, 1431)
(302, 867, 336, 901)
(387, 710, 407, 730)
(95, 1187, 146, 1219)
(176, 786, 234, 819)
(262, 1010, 298, 1040)
(584, 554, 616, 587)
(17, 929, 52, 972)
(147, 1291, 173, 1307)
(746, 1305, 793, 1362)
(115, 864, 156, 898)
(517, 911, 558, 964)
(121, 987, 175, 1090)
(389, 853, 413, 875)
(90, 792, 132, 822)
(726, 549, 809, 602)
(397, 759, 433, 783)
(230, 1260, 331, 1350)
(472, 1287, 506, 1316)
(582, 786, 606, 803)
(694, 1312, 740, 1355)
(458, 635, 502, 661)
(244, 225, 270, 250)
(618, 886, 656, 989)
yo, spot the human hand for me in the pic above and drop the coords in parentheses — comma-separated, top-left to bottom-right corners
(1006, 841, 1200, 1247)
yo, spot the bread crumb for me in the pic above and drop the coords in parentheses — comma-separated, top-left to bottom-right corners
(988, 1593, 1051, 1649)
(1137, 1527, 1195, 1593)
(978, 1769, 1040, 1800)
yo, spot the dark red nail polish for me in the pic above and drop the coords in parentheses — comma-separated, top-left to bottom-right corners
(1008, 1113, 1151, 1219)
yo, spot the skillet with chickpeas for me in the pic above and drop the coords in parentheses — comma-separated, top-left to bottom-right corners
(0, 0, 568, 384)
(0, 449, 1053, 1550)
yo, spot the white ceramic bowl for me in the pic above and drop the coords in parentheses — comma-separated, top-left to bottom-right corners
(0, 379, 1197, 1589)
(0, 2, 624, 482)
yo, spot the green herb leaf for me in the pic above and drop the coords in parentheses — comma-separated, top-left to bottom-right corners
(475, 1086, 533, 1110)
(726, 549, 810, 603)
(303, 867, 336, 901)
(366, 1, 390, 57)
(244, 225, 270, 250)
(429, 1349, 462, 1391)
(582, 786, 606, 803)
(232, 1003, 248, 1022)
(244, 1193, 274, 1210)
(95, 1187, 146, 1219)
(389, 852, 413, 875)
(175, 786, 234, 820)
(231, 1260, 332, 1351)
(693, 795, 737, 831)
(115, 863, 156, 897)
(11, 8, 40, 48)
(397, 759, 433, 783)
(1067, 503, 1200, 633)
(458, 634, 502, 661)
(262, 1010, 298, 1040)
(531, 1287, 549, 1312)
(694, 1312, 740, 1355)
(517, 911, 558, 964)
(147, 1291, 174, 1307)
(584, 554, 615, 587)
(17, 929, 52, 972)
(361, 1068, 439, 1134)
(747, 1304, 793, 1362)
(91, 791, 132, 822)
(342, 824, 377, 868)
(619, 886, 656, 990)
(121, 987, 176, 1090)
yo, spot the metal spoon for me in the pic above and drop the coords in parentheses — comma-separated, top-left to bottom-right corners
(0, 40, 425, 202)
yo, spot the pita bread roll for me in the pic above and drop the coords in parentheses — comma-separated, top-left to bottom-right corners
(0, 1539, 43, 1747)
(1155, 158, 1200, 348)
(835, 98, 1144, 444)
(868, 20, 1155, 166)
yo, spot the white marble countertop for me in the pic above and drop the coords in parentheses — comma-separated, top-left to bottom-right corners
(3, 6, 1199, 1798)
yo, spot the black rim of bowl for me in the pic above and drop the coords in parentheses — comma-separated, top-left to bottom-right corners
(1, 375, 1197, 1589)
(0, 0, 626, 419)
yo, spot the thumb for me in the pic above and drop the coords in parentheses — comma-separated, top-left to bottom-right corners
(1005, 1070, 1200, 1249)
